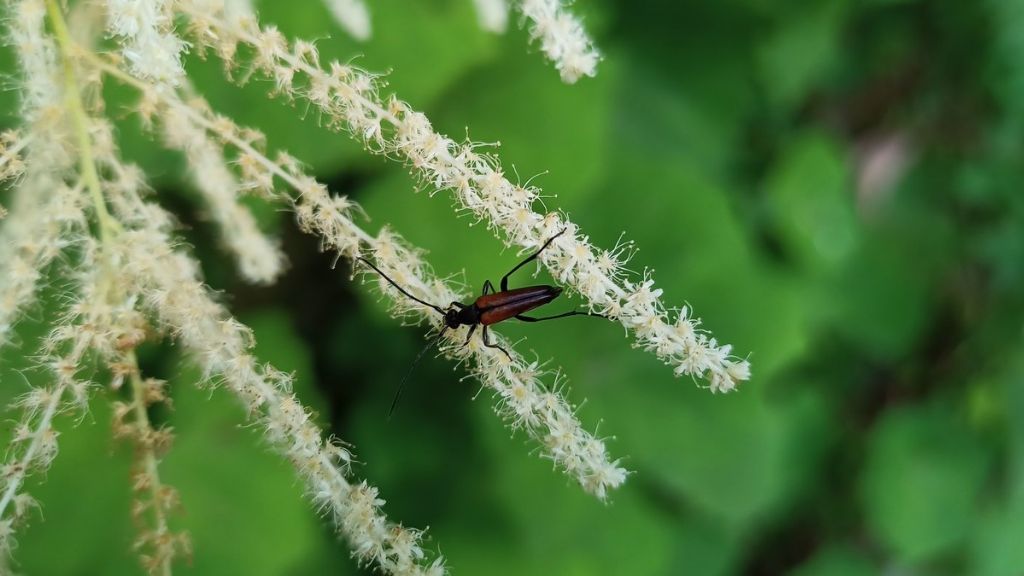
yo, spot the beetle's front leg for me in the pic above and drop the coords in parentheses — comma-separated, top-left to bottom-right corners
(481, 326, 512, 360)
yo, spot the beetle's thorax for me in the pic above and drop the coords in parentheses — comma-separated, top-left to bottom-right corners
(445, 305, 480, 328)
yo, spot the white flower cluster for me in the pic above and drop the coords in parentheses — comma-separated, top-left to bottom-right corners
(0, 183, 85, 347)
(2, 0, 76, 348)
(0, 219, 162, 562)
(105, 0, 187, 86)
(8, 0, 59, 116)
(324, 0, 372, 41)
(0, 132, 28, 186)
(156, 98, 285, 284)
(517, 0, 600, 83)
(472, 0, 509, 33)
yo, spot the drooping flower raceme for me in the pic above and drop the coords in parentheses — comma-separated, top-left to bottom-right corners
(472, 0, 509, 33)
(323, 0, 371, 41)
(517, 0, 600, 83)
(106, 0, 187, 86)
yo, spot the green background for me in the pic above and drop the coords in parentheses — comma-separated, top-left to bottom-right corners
(1, 0, 1022, 574)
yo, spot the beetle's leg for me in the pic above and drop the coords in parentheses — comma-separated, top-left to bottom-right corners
(481, 326, 512, 360)
(500, 229, 567, 291)
(463, 323, 478, 346)
(482, 280, 494, 295)
(515, 310, 607, 322)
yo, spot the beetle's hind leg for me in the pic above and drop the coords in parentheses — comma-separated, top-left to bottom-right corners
(481, 326, 512, 361)
(500, 229, 567, 291)
(515, 310, 607, 322)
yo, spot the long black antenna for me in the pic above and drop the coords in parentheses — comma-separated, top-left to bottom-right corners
(356, 257, 446, 316)
(389, 327, 449, 419)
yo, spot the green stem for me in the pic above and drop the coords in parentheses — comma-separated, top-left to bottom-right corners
(126, 350, 173, 576)
(44, 0, 120, 241)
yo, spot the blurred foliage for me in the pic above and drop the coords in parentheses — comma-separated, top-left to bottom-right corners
(2, 0, 1023, 574)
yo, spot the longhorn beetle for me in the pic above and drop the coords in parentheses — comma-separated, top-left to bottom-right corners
(356, 229, 607, 416)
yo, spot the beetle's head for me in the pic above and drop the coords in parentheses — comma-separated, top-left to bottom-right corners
(443, 307, 461, 329)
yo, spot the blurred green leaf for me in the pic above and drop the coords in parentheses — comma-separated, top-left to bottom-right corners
(615, 2, 760, 178)
(823, 189, 952, 360)
(0, 41, 17, 127)
(968, 350, 1024, 576)
(757, 0, 847, 109)
(985, 0, 1024, 120)
(969, 498, 1024, 576)
(860, 405, 990, 562)
(789, 544, 877, 576)
(585, 120, 809, 378)
(666, 512, 745, 576)
(766, 132, 858, 273)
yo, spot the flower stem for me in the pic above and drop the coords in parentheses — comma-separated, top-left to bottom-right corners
(0, 384, 65, 520)
(126, 350, 174, 576)
(44, 0, 120, 241)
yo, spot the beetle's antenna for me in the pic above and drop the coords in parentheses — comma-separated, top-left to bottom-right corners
(356, 257, 447, 316)
(389, 327, 449, 419)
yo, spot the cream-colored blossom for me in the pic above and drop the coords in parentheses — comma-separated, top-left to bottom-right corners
(156, 96, 285, 284)
(473, 0, 508, 33)
(9, 0, 60, 116)
(1, 0, 78, 349)
(517, 0, 599, 83)
(105, 0, 186, 86)
(324, 0, 371, 41)
(0, 132, 28, 185)
(0, 183, 86, 348)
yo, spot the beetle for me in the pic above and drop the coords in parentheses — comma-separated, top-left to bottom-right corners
(356, 229, 605, 415)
